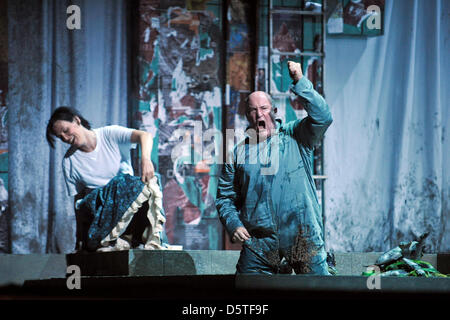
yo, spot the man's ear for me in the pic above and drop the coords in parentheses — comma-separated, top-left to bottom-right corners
(273, 107, 278, 114)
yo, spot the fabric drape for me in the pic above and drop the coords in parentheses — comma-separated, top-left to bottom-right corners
(324, 0, 449, 252)
(8, 0, 130, 253)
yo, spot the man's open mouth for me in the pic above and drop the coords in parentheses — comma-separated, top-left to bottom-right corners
(257, 120, 266, 130)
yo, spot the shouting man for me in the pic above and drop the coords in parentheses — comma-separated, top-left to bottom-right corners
(216, 61, 333, 275)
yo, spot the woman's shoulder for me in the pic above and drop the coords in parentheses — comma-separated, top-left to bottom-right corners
(97, 125, 132, 134)
(96, 125, 134, 144)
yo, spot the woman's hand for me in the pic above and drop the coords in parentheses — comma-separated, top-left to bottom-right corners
(131, 130, 155, 184)
(141, 157, 155, 184)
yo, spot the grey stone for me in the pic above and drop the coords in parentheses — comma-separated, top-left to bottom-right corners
(0, 254, 66, 286)
(210, 250, 240, 274)
(129, 250, 163, 276)
(162, 250, 197, 275)
(184, 250, 212, 274)
(332, 252, 350, 275)
(350, 252, 382, 275)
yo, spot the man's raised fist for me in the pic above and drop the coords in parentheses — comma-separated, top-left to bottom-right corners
(287, 61, 303, 83)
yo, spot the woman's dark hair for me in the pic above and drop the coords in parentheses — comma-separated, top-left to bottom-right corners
(46, 106, 91, 148)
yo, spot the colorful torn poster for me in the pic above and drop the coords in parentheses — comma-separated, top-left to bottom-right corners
(0, 0, 8, 253)
(327, 0, 384, 36)
(135, 3, 223, 249)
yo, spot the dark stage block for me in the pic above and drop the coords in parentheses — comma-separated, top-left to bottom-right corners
(66, 249, 240, 277)
(437, 253, 450, 274)
(235, 274, 450, 296)
(12, 273, 450, 302)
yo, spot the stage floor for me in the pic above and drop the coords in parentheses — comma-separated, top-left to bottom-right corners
(0, 273, 449, 304)
(1, 250, 449, 302)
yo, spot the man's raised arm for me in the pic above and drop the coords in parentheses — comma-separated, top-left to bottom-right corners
(287, 61, 333, 149)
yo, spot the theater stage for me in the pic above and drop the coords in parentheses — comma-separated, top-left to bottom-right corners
(1, 250, 449, 302)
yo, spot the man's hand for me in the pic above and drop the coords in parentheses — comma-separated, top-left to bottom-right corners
(232, 226, 251, 243)
(141, 158, 155, 184)
(287, 61, 303, 83)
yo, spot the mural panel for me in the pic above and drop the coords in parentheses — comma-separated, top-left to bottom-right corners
(327, 0, 384, 36)
(0, 0, 8, 253)
(135, 0, 223, 249)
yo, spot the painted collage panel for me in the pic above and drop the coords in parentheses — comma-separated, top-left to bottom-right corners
(224, 0, 255, 142)
(135, 0, 224, 249)
(0, 0, 8, 253)
(327, 0, 384, 36)
(222, 0, 256, 250)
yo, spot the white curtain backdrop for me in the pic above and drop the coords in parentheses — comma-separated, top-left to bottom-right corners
(324, 0, 449, 252)
(8, 0, 130, 253)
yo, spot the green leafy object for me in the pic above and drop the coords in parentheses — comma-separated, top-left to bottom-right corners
(362, 271, 376, 277)
(385, 260, 408, 271)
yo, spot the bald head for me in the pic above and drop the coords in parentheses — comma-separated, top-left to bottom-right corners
(245, 91, 273, 109)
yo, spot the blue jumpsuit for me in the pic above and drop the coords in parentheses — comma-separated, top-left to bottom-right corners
(216, 77, 332, 275)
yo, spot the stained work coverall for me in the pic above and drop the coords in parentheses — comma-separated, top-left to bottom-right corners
(216, 77, 332, 275)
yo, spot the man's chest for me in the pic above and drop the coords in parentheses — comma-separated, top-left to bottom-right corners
(235, 134, 306, 180)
